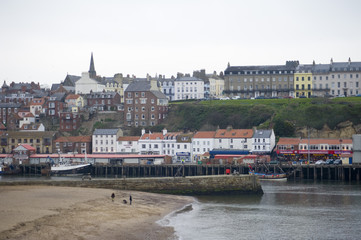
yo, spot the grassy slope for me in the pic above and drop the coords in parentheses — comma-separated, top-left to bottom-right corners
(165, 97, 361, 137)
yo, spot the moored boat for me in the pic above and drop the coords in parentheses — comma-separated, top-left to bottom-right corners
(249, 170, 288, 181)
(51, 163, 92, 175)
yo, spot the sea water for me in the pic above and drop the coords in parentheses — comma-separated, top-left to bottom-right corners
(162, 180, 361, 240)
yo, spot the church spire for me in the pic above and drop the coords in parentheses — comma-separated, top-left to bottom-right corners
(89, 52, 96, 79)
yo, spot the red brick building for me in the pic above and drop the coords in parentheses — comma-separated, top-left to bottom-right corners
(59, 112, 81, 132)
(124, 80, 168, 127)
(86, 91, 121, 111)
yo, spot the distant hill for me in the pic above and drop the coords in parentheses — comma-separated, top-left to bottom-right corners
(163, 97, 361, 138)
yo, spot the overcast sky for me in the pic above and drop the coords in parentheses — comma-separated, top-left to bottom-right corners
(1, 0, 360, 87)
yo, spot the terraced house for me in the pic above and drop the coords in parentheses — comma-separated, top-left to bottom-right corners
(224, 61, 298, 98)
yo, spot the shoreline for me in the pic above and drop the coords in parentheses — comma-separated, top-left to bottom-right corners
(0, 185, 194, 240)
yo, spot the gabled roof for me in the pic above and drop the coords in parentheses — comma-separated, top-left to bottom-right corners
(150, 90, 167, 99)
(93, 129, 120, 135)
(139, 132, 164, 140)
(65, 94, 81, 100)
(215, 129, 253, 138)
(193, 131, 216, 139)
(253, 129, 273, 138)
(14, 144, 36, 151)
(125, 80, 151, 92)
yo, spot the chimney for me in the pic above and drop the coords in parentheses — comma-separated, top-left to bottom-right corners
(162, 128, 167, 136)
(150, 79, 158, 91)
(141, 128, 145, 136)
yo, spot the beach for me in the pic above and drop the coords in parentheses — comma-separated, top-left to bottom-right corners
(0, 186, 194, 240)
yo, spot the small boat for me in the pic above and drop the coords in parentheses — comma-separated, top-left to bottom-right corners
(51, 163, 92, 175)
(249, 170, 288, 181)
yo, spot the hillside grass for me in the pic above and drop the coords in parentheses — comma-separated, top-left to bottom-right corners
(165, 97, 361, 137)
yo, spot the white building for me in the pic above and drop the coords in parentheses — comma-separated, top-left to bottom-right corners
(117, 136, 140, 154)
(213, 128, 253, 152)
(252, 129, 276, 154)
(92, 128, 123, 153)
(158, 78, 175, 101)
(192, 131, 215, 161)
(75, 72, 105, 94)
(174, 77, 204, 101)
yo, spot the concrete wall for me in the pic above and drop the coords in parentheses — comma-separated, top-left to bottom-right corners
(0, 175, 263, 195)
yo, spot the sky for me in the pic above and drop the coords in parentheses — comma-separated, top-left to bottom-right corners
(1, 0, 361, 87)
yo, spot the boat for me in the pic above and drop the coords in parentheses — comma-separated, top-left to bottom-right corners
(249, 170, 288, 181)
(51, 163, 92, 175)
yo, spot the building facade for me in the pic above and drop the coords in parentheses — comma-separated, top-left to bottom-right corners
(174, 77, 204, 101)
(224, 61, 298, 99)
(54, 136, 92, 154)
(124, 80, 168, 127)
(92, 128, 123, 153)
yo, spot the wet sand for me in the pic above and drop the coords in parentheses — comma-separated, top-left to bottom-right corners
(0, 186, 194, 240)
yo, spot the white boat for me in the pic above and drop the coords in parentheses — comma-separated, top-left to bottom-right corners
(51, 163, 92, 175)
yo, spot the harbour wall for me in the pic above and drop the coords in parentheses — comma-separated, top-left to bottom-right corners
(0, 175, 263, 195)
(19, 163, 361, 182)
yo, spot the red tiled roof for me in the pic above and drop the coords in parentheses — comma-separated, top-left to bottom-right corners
(65, 94, 81, 100)
(54, 136, 92, 143)
(140, 132, 165, 140)
(214, 129, 253, 138)
(118, 136, 140, 141)
(277, 138, 301, 145)
(193, 131, 216, 138)
(21, 144, 36, 151)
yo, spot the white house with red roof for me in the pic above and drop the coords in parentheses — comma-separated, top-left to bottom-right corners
(213, 127, 253, 151)
(192, 131, 216, 160)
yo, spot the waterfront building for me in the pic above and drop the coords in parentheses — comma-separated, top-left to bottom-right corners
(117, 136, 140, 154)
(92, 128, 123, 154)
(192, 131, 216, 161)
(0, 131, 57, 154)
(213, 127, 253, 152)
(224, 61, 298, 99)
(174, 77, 204, 101)
(294, 64, 313, 98)
(276, 137, 353, 161)
(251, 129, 276, 154)
(54, 136, 92, 154)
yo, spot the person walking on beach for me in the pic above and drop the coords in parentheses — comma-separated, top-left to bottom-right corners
(111, 193, 115, 202)
(129, 195, 132, 205)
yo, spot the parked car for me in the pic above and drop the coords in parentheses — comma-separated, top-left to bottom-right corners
(299, 96, 307, 98)
(231, 96, 240, 100)
(325, 159, 334, 165)
(334, 159, 342, 165)
(315, 160, 326, 165)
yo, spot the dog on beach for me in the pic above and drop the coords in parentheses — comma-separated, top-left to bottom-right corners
(123, 199, 127, 204)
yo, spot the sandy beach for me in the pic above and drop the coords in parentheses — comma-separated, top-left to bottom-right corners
(0, 186, 194, 240)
